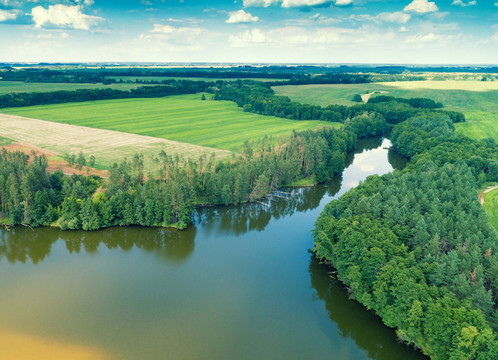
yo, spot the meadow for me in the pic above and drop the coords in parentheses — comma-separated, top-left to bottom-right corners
(1, 94, 334, 152)
(274, 81, 498, 140)
(483, 188, 498, 230)
(0, 81, 150, 95)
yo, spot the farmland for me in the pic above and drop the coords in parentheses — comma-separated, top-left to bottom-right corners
(1, 94, 335, 152)
(274, 81, 498, 140)
(0, 113, 231, 169)
(0, 81, 151, 95)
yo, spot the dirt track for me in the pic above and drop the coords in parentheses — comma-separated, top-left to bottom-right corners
(479, 185, 498, 205)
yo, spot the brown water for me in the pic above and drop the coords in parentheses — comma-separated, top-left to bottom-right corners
(0, 138, 426, 360)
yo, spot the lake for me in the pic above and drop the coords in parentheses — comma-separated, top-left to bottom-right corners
(0, 137, 427, 360)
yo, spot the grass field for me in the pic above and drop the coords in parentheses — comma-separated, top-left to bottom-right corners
(0, 136, 12, 146)
(0, 81, 151, 95)
(108, 76, 283, 83)
(274, 81, 498, 140)
(483, 188, 498, 230)
(1, 94, 335, 152)
(0, 113, 231, 169)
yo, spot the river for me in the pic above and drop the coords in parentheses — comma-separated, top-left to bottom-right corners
(0, 137, 427, 360)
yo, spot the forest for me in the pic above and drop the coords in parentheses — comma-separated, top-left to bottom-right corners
(314, 109, 498, 359)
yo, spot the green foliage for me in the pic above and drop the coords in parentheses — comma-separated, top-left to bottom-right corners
(314, 109, 498, 359)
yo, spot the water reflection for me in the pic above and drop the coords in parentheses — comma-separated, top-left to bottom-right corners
(309, 255, 428, 360)
(0, 226, 196, 265)
(194, 137, 405, 238)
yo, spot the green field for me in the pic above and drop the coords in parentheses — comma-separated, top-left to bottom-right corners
(1, 94, 335, 152)
(108, 76, 283, 83)
(483, 188, 498, 230)
(0, 81, 151, 95)
(0, 136, 12, 146)
(274, 81, 498, 140)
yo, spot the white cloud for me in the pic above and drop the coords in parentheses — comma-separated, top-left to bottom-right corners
(243, 0, 280, 7)
(0, 9, 18, 22)
(406, 32, 439, 42)
(226, 10, 259, 24)
(229, 28, 271, 46)
(281, 0, 331, 7)
(243, 0, 349, 7)
(334, 0, 353, 5)
(451, 0, 476, 6)
(150, 24, 205, 36)
(376, 11, 411, 24)
(404, 0, 438, 14)
(229, 25, 392, 48)
(350, 11, 411, 24)
(31, 5, 104, 30)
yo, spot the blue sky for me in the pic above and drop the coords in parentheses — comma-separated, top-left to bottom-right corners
(0, 0, 496, 64)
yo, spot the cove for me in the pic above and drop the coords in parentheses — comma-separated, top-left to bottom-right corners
(0, 137, 427, 360)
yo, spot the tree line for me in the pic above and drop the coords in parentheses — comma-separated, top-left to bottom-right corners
(0, 81, 212, 108)
(213, 81, 464, 124)
(1, 122, 375, 230)
(314, 110, 498, 359)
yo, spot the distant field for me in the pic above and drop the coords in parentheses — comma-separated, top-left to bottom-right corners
(0, 81, 150, 95)
(274, 81, 498, 140)
(108, 76, 283, 83)
(1, 94, 334, 152)
(0, 114, 231, 169)
(483, 188, 498, 230)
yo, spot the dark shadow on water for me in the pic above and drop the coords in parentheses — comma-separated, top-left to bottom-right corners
(0, 226, 196, 265)
(309, 255, 428, 360)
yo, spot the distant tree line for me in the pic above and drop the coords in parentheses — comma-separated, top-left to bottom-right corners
(0, 81, 212, 108)
(314, 110, 498, 359)
(214, 81, 465, 124)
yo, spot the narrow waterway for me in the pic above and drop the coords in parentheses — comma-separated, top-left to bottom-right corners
(0, 137, 426, 360)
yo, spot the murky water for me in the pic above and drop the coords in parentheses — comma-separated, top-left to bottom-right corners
(0, 138, 426, 360)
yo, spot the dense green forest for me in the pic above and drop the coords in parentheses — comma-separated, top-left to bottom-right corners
(314, 110, 498, 359)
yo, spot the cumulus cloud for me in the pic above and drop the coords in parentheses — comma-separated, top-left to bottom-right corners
(226, 10, 259, 23)
(404, 0, 438, 14)
(0, 9, 18, 22)
(31, 5, 104, 30)
(452, 0, 476, 6)
(243, 0, 349, 7)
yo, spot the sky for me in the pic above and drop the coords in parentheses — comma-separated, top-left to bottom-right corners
(0, 0, 497, 64)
